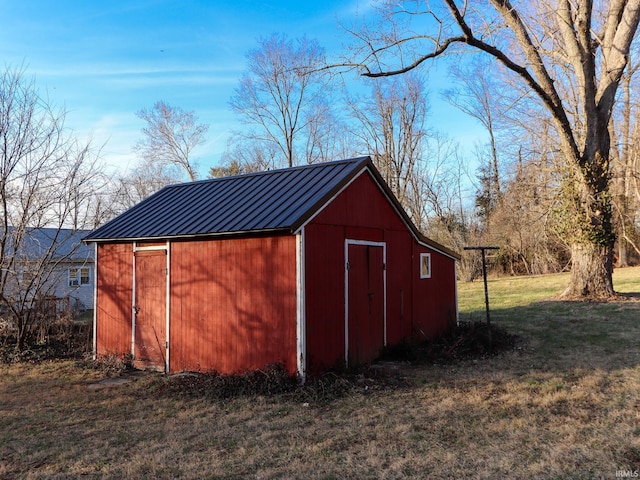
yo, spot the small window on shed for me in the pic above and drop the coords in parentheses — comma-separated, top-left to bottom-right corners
(419, 253, 431, 279)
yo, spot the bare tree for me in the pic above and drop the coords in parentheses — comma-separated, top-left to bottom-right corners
(416, 133, 480, 279)
(347, 72, 477, 262)
(303, 103, 357, 164)
(444, 58, 574, 274)
(610, 56, 640, 266)
(444, 57, 510, 214)
(107, 161, 181, 215)
(347, 73, 428, 220)
(488, 147, 568, 276)
(134, 101, 208, 181)
(0, 66, 105, 349)
(417, 133, 469, 226)
(229, 33, 339, 168)
(344, 0, 640, 298)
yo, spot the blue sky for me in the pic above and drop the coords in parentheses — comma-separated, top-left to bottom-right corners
(0, 0, 484, 177)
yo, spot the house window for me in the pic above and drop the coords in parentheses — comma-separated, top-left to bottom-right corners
(419, 253, 431, 279)
(69, 267, 90, 287)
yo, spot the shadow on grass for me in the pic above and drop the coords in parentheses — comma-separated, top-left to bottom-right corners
(620, 292, 640, 300)
(462, 296, 640, 372)
(379, 320, 521, 364)
(150, 296, 640, 403)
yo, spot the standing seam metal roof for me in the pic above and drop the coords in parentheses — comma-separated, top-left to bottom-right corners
(84, 156, 462, 260)
(84, 157, 372, 241)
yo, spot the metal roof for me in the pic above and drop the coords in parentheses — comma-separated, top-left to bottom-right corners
(85, 157, 372, 242)
(84, 156, 460, 260)
(4, 228, 93, 261)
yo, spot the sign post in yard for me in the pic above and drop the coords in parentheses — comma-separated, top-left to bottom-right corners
(463, 246, 499, 346)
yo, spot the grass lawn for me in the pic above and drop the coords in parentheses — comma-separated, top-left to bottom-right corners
(1, 267, 640, 479)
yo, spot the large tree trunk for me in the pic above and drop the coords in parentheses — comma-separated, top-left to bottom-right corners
(563, 243, 615, 298)
(561, 156, 616, 298)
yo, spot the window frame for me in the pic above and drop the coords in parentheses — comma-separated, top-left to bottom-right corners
(69, 267, 91, 287)
(419, 253, 431, 279)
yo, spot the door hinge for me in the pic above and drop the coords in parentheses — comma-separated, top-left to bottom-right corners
(346, 262, 351, 270)
(383, 263, 386, 271)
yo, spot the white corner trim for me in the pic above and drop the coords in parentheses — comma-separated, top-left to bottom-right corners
(92, 243, 98, 360)
(296, 229, 307, 382)
(455, 261, 459, 326)
(165, 240, 170, 374)
(131, 242, 137, 358)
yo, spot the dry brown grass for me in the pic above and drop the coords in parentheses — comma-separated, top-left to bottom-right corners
(2, 267, 640, 479)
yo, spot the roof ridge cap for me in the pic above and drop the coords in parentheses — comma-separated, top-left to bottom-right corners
(167, 156, 371, 188)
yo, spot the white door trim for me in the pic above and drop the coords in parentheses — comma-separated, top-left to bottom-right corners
(132, 241, 170, 373)
(344, 239, 387, 367)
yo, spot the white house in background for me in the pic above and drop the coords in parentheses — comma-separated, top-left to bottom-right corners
(6, 228, 95, 311)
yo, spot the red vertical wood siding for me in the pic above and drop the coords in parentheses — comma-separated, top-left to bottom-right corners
(303, 223, 346, 372)
(411, 243, 457, 338)
(305, 171, 457, 371)
(95, 243, 133, 357)
(169, 235, 297, 374)
(384, 229, 414, 345)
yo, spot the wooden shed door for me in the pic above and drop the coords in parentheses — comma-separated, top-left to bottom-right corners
(134, 249, 167, 371)
(347, 242, 385, 367)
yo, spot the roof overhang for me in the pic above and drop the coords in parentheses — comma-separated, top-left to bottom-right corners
(83, 227, 292, 244)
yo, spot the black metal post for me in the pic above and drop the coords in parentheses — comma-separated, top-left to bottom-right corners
(464, 246, 499, 345)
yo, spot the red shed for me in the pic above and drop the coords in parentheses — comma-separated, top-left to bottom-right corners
(85, 157, 460, 376)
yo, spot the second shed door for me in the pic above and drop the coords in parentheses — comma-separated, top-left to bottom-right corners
(346, 241, 386, 367)
(133, 249, 167, 371)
